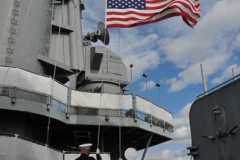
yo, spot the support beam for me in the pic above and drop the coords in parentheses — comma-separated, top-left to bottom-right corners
(132, 134, 150, 144)
(113, 128, 136, 139)
(141, 134, 153, 160)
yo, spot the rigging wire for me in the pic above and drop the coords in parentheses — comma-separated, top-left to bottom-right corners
(118, 28, 122, 159)
(46, 0, 64, 147)
(97, 81, 103, 150)
(96, 20, 108, 150)
(45, 0, 64, 160)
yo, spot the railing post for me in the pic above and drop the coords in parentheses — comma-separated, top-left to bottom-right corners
(66, 88, 71, 119)
(46, 95, 51, 110)
(150, 114, 152, 126)
(132, 93, 137, 122)
(63, 150, 65, 160)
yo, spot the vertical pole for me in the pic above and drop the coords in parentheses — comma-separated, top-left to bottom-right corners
(131, 68, 133, 93)
(200, 64, 207, 95)
(141, 134, 153, 160)
(145, 77, 148, 100)
(158, 87, 161, 106)
(63, 151, 65, 160)
(133, 93, 137, 122)
(232, 68, 236, 80)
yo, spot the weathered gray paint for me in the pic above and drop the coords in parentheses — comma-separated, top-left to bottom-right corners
(0, 0, 85, 76)
(77, 46, 128, 93)
(189, 78, 240, 160)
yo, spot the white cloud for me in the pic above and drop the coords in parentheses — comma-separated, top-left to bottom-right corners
(175, 102, 192, 117)
(120, 34, 161, 82)
(173, 126, 191, 143)
(145, 148, 190, 160)
(172, 103, 192, 146)
(211, 64, 240, 84)
(139, 80, 156, 92)
(162, 0, 240, 92)
(167, 51, 230, 92)
(173, 117, 189, 129)
(146, 149, 172, 160)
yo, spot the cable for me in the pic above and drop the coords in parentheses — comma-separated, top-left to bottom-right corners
(96, 22, 108, 149)
(97, 82, 103, 149)
(46, 0, 64, 149)
(97, 19, 108, 150)
(118, 28, 122, 159)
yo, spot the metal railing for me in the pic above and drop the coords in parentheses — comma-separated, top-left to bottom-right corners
(0, 86, 173, 131)
(197, 74, 240, 98)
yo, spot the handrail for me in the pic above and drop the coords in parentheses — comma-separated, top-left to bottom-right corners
(0, 85, 173, 128)
(197, 74, 240, 98)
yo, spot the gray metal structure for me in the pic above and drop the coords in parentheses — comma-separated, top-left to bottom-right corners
(188, 75, 240, 159)
(0, 0, 173, 159)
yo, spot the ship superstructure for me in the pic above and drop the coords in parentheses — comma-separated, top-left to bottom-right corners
(0, 0, 173, 159)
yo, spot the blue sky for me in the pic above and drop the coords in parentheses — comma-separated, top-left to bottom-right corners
(82, 0, 240, 159)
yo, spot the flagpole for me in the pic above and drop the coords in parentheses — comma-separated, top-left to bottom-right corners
(104, 0, 107, 28)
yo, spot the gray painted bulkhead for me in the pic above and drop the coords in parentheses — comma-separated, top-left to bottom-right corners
(0, 0, 84, 79)
(189, 78, 240, 160)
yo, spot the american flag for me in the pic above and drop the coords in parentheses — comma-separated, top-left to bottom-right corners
(105, 0, 200, 28)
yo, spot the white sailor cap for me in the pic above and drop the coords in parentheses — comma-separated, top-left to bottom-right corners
(79, 143, 92, 149)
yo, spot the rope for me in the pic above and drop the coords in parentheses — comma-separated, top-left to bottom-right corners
(96, 17, 108, 150)
(118, 28, 122, 159)
(46, 0, 64, 149)
(97, 82, 103, 149)
(96, 24, 108, 150)
(45, 0, 64, 160)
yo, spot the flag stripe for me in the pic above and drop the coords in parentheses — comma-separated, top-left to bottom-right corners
(106, 0, 200, 28)
(146, 0, 199, 11)
(107, 3, 199, 18)
(107, 7, 196, 27)
(107, 12, 182, 28)
(107, 5, 199, 21)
